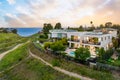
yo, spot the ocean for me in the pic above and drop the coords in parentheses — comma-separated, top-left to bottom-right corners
(16, 28, 42, 37)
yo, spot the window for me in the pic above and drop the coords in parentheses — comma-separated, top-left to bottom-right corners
(108, 36, 110, 39)
(105, 37, 106, 40)
(101, 37, 103, 41)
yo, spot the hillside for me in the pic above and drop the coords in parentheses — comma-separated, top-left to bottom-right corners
(0, 43, 78, 80)
(0, 33, 27, 53)
(0, 58, 79, 80)
(0, 33, 79, 80)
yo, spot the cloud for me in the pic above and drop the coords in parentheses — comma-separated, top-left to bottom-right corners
(2, 0, 120, 27)
(7, 0, 16, 5)
(6, 13, 27, 24)
(26, 0, 116, 24)
(0, 18, 8, 27)
(5, 13, 28, 27)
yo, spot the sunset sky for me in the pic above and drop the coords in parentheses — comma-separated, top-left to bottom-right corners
(0, 0, 120, 28)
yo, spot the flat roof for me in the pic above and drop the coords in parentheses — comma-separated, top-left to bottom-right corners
(50, 29, 113, 37)
(84, 32, 111, 37)
(50, 29, 77, 33)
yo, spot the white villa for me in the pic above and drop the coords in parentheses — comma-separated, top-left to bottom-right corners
(49, 28, 117, 57)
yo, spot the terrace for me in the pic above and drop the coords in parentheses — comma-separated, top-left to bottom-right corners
(82, 37, 101, 45)
(68, 35, 80, 42)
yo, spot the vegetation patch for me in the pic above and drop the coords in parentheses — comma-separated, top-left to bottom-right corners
(0, 57, 79, 80)
(0, 33, 28, 53)
(0, 43, 29, 72)
(52, 59, 61, 67)
(75, 47, 90, 61)
(29, 43, 117, 80)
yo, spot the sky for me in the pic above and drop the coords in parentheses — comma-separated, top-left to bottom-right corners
(0, 0, 120, 28)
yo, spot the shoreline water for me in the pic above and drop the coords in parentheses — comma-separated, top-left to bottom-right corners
(16, 28, 42, 37)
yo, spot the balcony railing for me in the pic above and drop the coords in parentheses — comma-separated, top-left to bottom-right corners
(68, 39, 80, 42)
(82, 40, 101, 45)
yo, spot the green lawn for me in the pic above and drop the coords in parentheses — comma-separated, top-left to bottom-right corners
(0, 33, 28, 53)
(0, 43, 29, 72)
(29, 43, 117, 80)
(0, 57, 79, 80)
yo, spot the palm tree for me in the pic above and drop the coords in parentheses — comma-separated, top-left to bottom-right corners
(90, 21, 95, 29)
(90, 21, 93, 26)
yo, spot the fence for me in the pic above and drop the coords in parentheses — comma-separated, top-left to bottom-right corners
(96, 62, 120, 71)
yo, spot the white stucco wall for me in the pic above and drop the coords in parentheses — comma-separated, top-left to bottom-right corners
(50, 29, 117, 50)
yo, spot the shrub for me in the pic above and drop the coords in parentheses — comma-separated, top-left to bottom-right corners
(75, 47, 90, 61)
(60, 52, 67, 58)
(39, 34, 48, 39)
(61, 38, 68, 45)
(98, 48, 106, 60)
(50, 41, 66, 52)
(38, 38, 47, 43)
(44, 42, 52, 49)
(52, 59, 60, 66)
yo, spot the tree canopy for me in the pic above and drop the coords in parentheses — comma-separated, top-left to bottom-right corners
(50, 41, 66, 52)
(61, 38, 68, 45)
(44, 42, 52, 49)
(54, 23, 62, 29)
(43, 23, 53, 34)
(75, 47, 90, 61)
(0, 28, 17, 34)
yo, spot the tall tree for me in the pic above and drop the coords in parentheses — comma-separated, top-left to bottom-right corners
(90, 21, 95, 30)
(54, 23, 62, 29)
(47, 23, 53, 30)
(43, 23, 53, 34)
(90, 21, 93, 25)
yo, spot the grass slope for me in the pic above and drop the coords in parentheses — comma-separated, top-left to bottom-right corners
(0, 43, 29, 72)
(0, 33, 28, 53)
(29, 43, 117, 80)
(0, 43, 79, 80)
(0, 57, 79, 80)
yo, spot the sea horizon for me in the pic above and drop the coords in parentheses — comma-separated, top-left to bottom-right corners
(16, 28, 42, 37)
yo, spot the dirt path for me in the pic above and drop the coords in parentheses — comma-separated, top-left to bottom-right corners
(29, 50, 93, 80)
(0, 44, 23, 61)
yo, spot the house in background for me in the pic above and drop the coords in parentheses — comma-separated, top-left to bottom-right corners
(49, 28, 117, 57)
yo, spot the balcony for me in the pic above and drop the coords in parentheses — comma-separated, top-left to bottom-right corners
(68, 39, 80, 42)
(82, 40, 101, 45)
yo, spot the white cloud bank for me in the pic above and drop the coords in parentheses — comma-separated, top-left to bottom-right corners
(1, 0, 120, 27)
